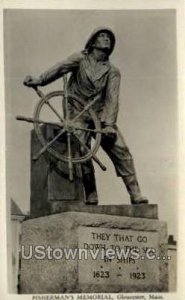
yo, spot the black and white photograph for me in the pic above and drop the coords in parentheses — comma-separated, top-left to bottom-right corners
(0, 0, 185, 299)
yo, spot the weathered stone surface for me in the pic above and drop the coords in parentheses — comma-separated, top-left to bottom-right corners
(78, 227, 159, 287)
(41, 203, 158, 219)
(20, 211, 168, 293)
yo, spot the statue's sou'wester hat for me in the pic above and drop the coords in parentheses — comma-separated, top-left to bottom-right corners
(85, 27, 116, 55)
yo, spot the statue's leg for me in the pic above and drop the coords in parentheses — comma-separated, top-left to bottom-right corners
(74, 120, 98, 204)
(101, 128, 148, 204)
(82, 165, 98, 204)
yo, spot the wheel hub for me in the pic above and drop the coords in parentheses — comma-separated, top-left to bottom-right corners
(64, 120, 75, 133)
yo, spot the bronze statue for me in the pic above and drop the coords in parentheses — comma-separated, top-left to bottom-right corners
(23, 27, 148, 205)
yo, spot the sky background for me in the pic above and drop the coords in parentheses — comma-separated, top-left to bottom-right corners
(4, 9, 177, 238)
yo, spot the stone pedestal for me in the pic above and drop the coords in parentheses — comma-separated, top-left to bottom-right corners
(30, 126, 85, 218)
(20, 205, 168, 293)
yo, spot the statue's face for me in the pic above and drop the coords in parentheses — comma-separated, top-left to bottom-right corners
(93, 32, 111, 51)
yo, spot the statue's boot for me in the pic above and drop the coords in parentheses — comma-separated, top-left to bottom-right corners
(83, 172, 98, 205)
(122, 175, 149, 205)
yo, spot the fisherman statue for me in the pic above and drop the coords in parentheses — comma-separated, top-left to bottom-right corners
(24, 27, 148, 205)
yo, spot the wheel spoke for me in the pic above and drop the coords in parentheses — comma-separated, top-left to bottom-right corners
(64, 75, 74, 180)
(33, 128, 66, 161)
(45, 100, 64, 123)
(63, 74, 69, 121)
(67, 132, 73, 181)
(32, 87, 64, 122)
(71, 95, 100, 122)
(16, 116, 63, 128)
(32, 86, 45, 98)
(73, 132, 106, 171)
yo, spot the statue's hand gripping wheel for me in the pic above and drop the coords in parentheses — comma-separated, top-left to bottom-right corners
(16, 75, 107, 181)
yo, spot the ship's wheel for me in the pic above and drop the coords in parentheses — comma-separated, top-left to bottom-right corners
(17, 75, 106, 180)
